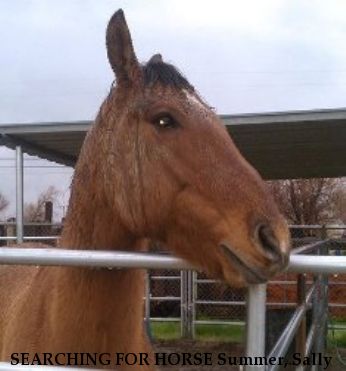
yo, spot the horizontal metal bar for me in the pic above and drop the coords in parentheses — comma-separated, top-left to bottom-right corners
(24, 236, 59, 240)
(289, 225, 323, 229)
(267, 302, 297, 307)
(271, 280, 346, 286)
(197, 279, 322, 285)
(328, 324, 346, 330)
(150, 276, 181, 280)
(194, 320, 246, 326)
(0, 222, 63, 226)
(289, 225, 345, 230)
(150, 317, 181, 322)
(288, 255, 346, 273)
(195, 300, 246, 306)
(0, 223, 342, 229)
(149, 296, 181, 302)
(195, 279, 219, 283)
(320, 226, 346, 230)
(291, 237, 319, 242)
(269, 280, 346, 287)
(292, 240, 329, 255)
(328, 303, 346, 308)
(269, 280, 295, 285)
(194, 301, 344, 309)
(0, 248, 345, 274)
(0, 248, 191, 270)
(0, 236, 59, 241)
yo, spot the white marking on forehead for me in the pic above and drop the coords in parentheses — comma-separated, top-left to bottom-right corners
(183, 89, 209, 112)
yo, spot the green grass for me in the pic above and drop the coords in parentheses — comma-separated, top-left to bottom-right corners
(195, 323, 244, 343)
(151, 320, 346, 347)
(328, 329, 346, 347)
(151, 322, 244, 343)
(328, 320, 346, 348)
(151, 322, 181, 340)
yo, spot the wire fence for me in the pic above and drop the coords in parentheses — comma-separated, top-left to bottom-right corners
(1, 223, 345, 332)
(0, 222, 62, 246)
(146, 227, 345, 333)
(0, 223, 346, 369)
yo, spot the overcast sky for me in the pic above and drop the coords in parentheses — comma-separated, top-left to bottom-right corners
(1, 0, 346, 220)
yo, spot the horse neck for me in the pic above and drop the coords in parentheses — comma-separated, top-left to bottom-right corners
(60, 139, 135, 251)
(55, 151, 148, 352)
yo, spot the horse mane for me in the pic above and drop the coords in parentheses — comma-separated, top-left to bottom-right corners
(142, 60, 195, 92)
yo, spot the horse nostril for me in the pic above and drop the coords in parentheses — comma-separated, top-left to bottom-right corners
(256, 224, 283, 264)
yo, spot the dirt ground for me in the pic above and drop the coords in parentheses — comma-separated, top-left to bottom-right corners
(154, 340, 346, 370)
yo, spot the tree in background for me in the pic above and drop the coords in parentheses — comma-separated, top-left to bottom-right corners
(24, 186, 60, 222)
(332, 185, 346, 224)
(267, 178, 346, 225)
(0, 192, 9, 214)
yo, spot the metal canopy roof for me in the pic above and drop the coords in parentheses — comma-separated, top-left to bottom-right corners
(1, 108, 346, 180)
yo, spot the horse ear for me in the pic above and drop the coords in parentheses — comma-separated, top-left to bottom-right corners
(106, 9, 141, 84)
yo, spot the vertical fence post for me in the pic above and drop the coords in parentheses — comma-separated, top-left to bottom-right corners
(245, 284, 267, 371)
(311, 275, 322, 371)
(321, 241, 329, 357)
(296, 274, 307, 371)
(16, 146, 24, 244)
(321, 236, 329, 354)
(312, 237, 329, 371)
(320, 273, 328, 358)
(181, 270, 188, 338)
(181, 270, 194, 338)
(191, 271, 197, 339)
(144, 271, 152, 340)
(187, 270, 194, 338)
(311, 240, 323, 371)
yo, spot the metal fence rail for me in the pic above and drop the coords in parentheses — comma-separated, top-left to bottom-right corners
(0, 247, 345, 273)
(0, 248, 191, 270)
(0, 236, 59, 241)
(0, 247, 345, 371)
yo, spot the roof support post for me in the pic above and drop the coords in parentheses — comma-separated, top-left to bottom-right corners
(16, 145, 24, 244)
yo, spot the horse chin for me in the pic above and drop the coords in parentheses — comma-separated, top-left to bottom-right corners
(219, 243, 270, 286)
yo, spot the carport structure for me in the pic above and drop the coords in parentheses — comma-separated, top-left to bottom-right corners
(1, 107, 346, 179)
(1, 108, 346, 371)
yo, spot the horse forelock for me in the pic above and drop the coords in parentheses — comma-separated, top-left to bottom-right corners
(142, 60, 194, 92)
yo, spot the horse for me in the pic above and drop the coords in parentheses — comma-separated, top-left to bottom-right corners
(0, 9, 290, 370)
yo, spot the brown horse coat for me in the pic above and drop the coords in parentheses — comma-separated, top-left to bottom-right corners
(0, 9, 289, 370)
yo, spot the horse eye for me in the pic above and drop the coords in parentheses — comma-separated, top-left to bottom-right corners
(152, 114, 177, 128)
